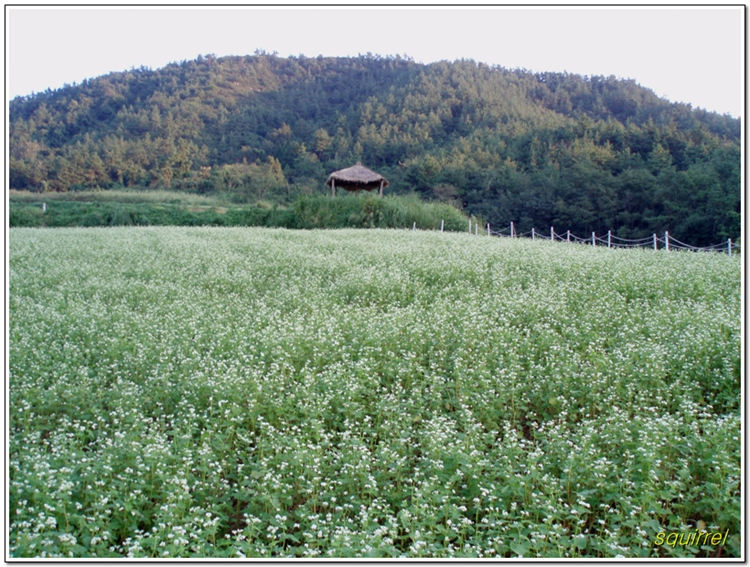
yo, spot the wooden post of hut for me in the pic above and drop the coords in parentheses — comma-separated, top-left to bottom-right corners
(325, 162, 389, 198)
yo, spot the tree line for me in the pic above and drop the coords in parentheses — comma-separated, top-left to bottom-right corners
(9, 52, 740, 245)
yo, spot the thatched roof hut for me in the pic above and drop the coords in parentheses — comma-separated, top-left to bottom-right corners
(325, 163, 389, 197)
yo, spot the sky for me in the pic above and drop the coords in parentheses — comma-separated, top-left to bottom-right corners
(5, 5, 745, 118)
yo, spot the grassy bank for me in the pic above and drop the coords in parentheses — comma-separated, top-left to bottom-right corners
(8, 188, 230, 206)
(9, 227, 741, 558)
(8, 192, 470, 231)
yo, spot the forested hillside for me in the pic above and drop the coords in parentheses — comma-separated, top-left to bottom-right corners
(9, 52, 741, 245)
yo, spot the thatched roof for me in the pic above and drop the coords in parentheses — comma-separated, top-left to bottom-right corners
(325, 162, 389, 190)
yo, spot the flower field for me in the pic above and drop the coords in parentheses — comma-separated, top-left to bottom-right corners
(8, 226, 742, 558)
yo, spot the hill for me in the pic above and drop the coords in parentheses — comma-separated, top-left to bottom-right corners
(9, 53, 741, 245)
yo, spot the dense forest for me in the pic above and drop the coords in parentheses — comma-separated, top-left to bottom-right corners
(9, 52, 741, 245)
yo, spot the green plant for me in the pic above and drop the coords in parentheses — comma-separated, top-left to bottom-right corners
(9, 227, 741, 558)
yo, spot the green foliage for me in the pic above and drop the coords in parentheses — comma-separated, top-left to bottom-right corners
(9, 53, 740, 245)
(9, 188, 233, 206)
(293, 194, 467, 231)
(9, 228, 741, 558)
(8, 192, 469, 231)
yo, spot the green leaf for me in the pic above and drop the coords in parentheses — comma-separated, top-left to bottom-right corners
(511, 541, 530, 557)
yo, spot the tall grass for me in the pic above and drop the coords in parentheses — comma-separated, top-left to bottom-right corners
(8, 201, 294, 229)
(9, 192, 471, 231)
(293, 194, 470, 231)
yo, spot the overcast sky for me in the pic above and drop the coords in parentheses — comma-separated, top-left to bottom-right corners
(5, 5, 744, 117)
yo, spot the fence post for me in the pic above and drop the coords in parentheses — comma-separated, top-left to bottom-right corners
(550, 227, 554, 241)
(728, 238, 732, 255)
(487, 223, 490, 236)
(665, 231, 670, 251)
(413, 221, 416, 231)
(653, 234, 657, 250)
(607, 230, 611, 249)
(532, 228, 535, 241)
(475, 222, 478, 236)
(592, 232, 596, 247)
(42, 202, 47, 213)
(567, 230, 570, 242)
(511, 221, 515, 238)
(468, 219, 471, 234)
(441, 219, 444, 233)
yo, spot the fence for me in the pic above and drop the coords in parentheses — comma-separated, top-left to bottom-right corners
(457, 220, 741, 255)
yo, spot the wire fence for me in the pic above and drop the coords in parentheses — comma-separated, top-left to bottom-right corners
(445, 219, 741, 255)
